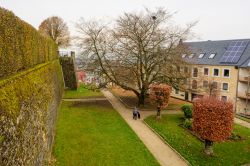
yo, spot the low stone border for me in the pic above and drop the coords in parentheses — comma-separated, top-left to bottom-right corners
(62, 98, 108, 102)
(143, 120, 191, 166)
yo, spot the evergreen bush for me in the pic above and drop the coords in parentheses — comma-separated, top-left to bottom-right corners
(181, 104, 193, 119)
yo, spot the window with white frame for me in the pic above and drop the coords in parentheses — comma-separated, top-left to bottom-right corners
(222, 83, 229, 91)
(223, 69, 230, 77)
(184, 67, 189, 73)
(204, 68, 209, 76)
(198, 53, 205, 58)
(209, 53, 216, 59)
(213, 68, 219, 76)
(193, 68, 198, 77)
(212, 81, 218, 89)
(192, 80, 198, 89)
(189, 54, 195, 58)
(203, 81, 208, 88)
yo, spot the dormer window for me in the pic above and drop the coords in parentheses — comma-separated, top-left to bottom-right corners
(189, 54, 194, 58)
(209, 53, 216, 59)
(198, 53, 205, 58)
(182, 54, 187, 58)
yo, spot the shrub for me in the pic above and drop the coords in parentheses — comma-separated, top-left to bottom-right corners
(183, 119, 192, 129)
(192, 97, 233, 155)
(149, 84, 172, 119)
(181, 104, 193, 119)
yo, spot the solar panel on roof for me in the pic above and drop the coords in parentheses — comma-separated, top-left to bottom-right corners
(220, 40, 249, 64)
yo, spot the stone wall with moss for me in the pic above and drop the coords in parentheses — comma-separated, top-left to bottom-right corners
(60, 56, 77, 90)
(0, 7, 64, 166)
(0, 60, 64, 165)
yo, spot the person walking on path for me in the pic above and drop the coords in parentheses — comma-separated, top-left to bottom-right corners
(102, 90, 188, 166)
(133, 107, 138, 120)
(137, 108, 141, 119)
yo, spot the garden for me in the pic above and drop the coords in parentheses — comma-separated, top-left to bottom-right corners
(52, 88, 159, 166)
(145, 114, 250, 166)
(136, 84, 250, 166)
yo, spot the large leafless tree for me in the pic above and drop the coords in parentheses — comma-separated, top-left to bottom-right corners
(76, 9, 195, 105)
(39, 16, 70, 47)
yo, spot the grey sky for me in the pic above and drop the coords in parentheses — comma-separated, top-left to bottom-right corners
(0, 0, 249, 41)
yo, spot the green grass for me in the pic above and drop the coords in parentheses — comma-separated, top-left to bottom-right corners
(236, 115, 250, 123)
(53, 100, 159, 166)
(63, 85, 103, 99)
(145, 114, 250, 166)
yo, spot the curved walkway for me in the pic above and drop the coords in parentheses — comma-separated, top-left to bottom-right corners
(102, 89, 188, 166)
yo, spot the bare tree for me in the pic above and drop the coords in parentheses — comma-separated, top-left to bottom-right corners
(39, 16, 70, 47)
(76, 8, 195, 105)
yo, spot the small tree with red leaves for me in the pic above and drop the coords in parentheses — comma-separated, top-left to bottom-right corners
(193, 97, 234, 156)
(149, 84, 172, 119)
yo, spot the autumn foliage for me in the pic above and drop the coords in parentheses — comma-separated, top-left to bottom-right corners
(149, 84, 172, 109)
(192, 97, 234, 142)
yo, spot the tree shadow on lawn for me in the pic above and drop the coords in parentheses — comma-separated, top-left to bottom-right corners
(70, 100, 112, 110)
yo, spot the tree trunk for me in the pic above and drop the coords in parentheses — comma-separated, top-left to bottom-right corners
(138, 90, 146, 106)
(204, 139, 213, 156)
(156, 106, 161, 119)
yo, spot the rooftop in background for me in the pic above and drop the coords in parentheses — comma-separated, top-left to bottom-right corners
(183, 39, 250, 67)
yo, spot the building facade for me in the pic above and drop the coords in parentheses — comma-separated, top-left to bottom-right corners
(171, 39, 250, 115)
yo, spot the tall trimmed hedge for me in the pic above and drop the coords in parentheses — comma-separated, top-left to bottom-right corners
(0, 61, 63, 165)
(0, 7, 58, 78)
(0, 7, 63, 165)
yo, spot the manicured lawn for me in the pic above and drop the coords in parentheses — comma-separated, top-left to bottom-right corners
(144, 114, 250, 166)
(63, 85, 103, 99)
(53, 100, 159, 166)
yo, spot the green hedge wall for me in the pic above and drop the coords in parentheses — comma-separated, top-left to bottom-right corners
(0, 60, 64, 165)
(0, 7, 58, 78)
(0, 8, 63, 165)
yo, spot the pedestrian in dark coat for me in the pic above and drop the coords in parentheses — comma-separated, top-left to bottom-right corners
(137, 109, 140, 119)
(133, 107, 137, 120)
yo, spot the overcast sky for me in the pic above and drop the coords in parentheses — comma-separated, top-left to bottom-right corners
(1, 0, 250, 41)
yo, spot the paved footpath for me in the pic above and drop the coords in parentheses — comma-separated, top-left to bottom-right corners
(102, 89, 188, 166)
(234, 118, 250, 129)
